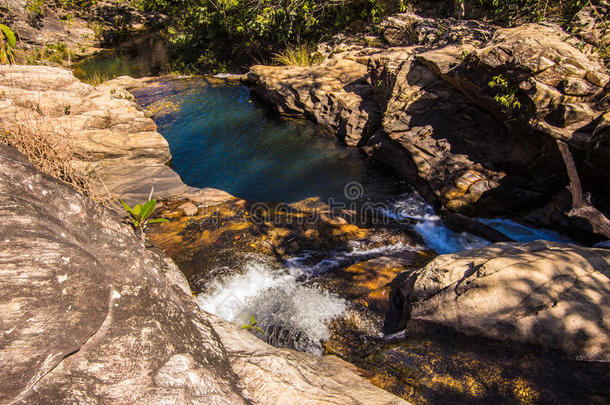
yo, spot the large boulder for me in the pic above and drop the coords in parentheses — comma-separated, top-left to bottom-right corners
(247, 58, 380, 146)
(392, 240, 610, 360)
(365, 47, 567, 215)
(0, 144, 408, 404)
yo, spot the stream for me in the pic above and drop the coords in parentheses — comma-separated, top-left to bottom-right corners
(76, 47, 608, 404)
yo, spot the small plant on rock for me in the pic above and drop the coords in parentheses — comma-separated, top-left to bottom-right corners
(120, 195, 168, 243)
(241, 315, 264, 334)
(488, 74, 521, 113)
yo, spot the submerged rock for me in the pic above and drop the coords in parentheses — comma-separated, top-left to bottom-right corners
(0, 144, 408, 404)
(391, 240, 610, 360)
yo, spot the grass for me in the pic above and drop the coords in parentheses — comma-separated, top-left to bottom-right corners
(0, 116, 106, 202)
(80, 71, 113, 86)
(272, 44, 323, 67)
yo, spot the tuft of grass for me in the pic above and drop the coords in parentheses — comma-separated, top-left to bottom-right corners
(80, 71, 112, 86)
(0, 116, 107, 202)
(272, 44, 322, 67)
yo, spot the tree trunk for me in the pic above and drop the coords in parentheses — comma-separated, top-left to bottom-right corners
(556, 140, 610, 239)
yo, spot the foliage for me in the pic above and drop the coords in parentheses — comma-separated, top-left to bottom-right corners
(135, 0, 408, 70)
(0, 116, 102, 200)
(488, 74, 521, 113)
(475, 0, 587, 25)
(241, 315, 264, 334)
(120, 197, 168, 242)
(273, 44, 322, 66)
(0, 24, 16, 64)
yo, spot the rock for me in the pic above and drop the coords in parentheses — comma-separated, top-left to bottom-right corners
(210, 315, 408, 405)
(247, 57, 381, 146)
(0, 65, 232, 206)
(0, 144, 408, 404)
(0, 144, 249, 404)
(320, 251, 434, 314)
(365, 47, 567, 216)
(146, 197, 420, 291)
(420, 23, 609, 146)
(179, 201, 198, 216)
(392, 240, 610, 360)
(570, 1, 610, 49)
(380, 12, 494, 48)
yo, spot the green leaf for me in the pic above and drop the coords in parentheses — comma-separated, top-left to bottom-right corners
(140, 199, 157, 221)
(241, 324, 251, 329)
(147, 218, 169, 224)
(0, 24, 16, 48)
(133, 204, 142, 217)
(120, 199, 136, 217)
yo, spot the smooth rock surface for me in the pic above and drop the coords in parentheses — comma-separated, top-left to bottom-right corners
(394, 240, 610, 360)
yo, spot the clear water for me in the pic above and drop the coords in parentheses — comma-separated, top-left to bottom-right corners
(74, 32, 170, 80)
(131, 78, 406, 203)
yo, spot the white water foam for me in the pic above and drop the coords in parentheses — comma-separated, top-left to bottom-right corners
(197, 257, 346, 354)
(285, 239, 421, 275)
(380, 193, 573, 254)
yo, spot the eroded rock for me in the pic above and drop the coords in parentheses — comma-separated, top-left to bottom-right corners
(0, 65, 231, 205)
(393, 240, 610, 360)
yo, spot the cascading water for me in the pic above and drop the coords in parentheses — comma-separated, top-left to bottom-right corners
(379, 193, 573, 254)
(197, 256, 347, 355)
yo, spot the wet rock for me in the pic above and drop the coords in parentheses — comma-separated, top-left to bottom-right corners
(146, 197, 421, 292)
(393, 240, 610, 360)
(0, 144, 408, 405)
(346, 320, 610, 405)
(179, 201, 199, 216)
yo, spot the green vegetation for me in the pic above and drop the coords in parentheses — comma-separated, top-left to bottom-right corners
(476, 0, 587, 24)
(80, 71, 113, 86)
(120, 197, 169, 242)
(488, 74, 521, 113)
(273, 44, 322, 66)
(0, 24, 16, 64)
(241, 315, 264, 334)
(133, 0, 408, 71)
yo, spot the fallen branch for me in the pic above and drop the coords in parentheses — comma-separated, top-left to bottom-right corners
(556, 139, 610, 239)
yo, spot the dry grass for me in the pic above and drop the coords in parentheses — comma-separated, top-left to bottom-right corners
(0, 117, 108, 203)
(273, 44, 322, 67)
(79, 70, 112, 87)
